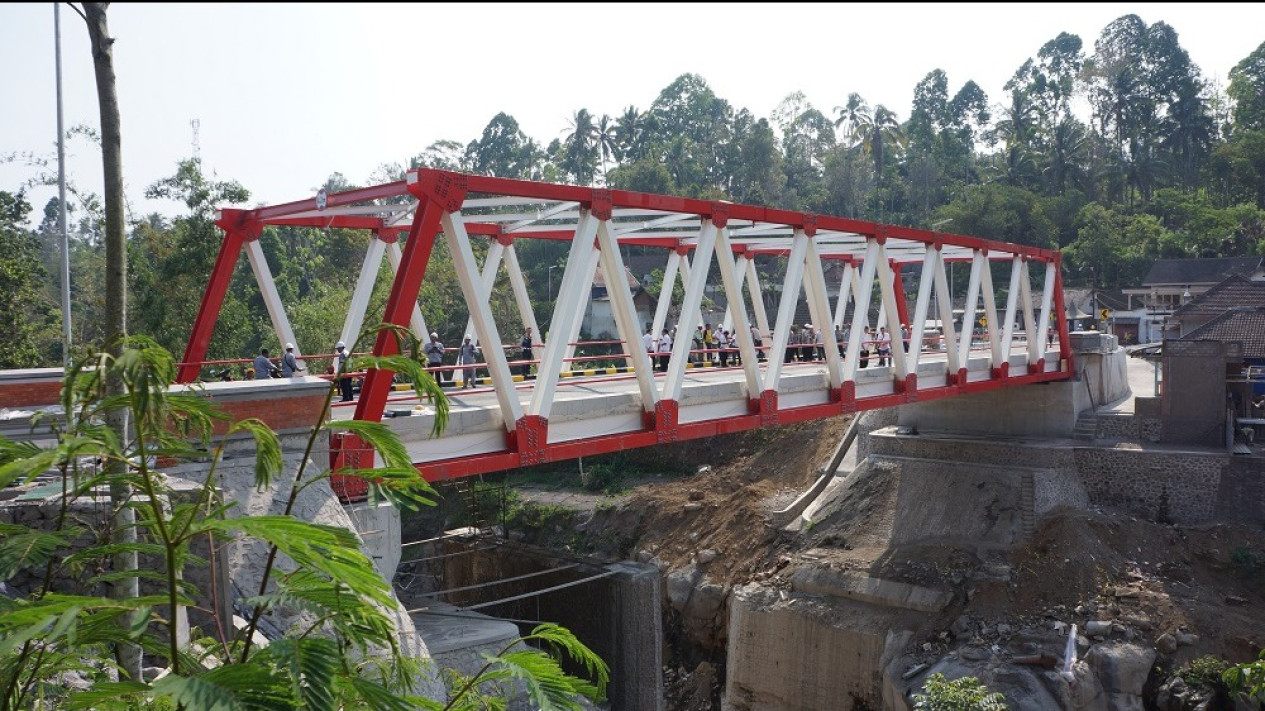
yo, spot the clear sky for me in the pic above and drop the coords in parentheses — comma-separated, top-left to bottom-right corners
(2, 3, 1263, 227)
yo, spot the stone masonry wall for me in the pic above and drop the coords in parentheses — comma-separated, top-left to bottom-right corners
(866, 429, 1234, 525)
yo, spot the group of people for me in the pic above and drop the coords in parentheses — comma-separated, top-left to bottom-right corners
(642, 322, 769, 372)
(249, 342, 357, 401)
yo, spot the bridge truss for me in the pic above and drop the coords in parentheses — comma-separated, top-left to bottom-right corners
(181, 169, 1073, 479)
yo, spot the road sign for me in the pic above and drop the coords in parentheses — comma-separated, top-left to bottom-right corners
(978, 317, 987, 327)
(1100, 308, 1110, 320)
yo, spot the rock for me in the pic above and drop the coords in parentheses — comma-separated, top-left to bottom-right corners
(688, 490, 704, 501)
(1176, 632, 1199, 647)
(696, 549, 717, 564)
(636, 549, 653, 563)
(1085, 620, 1113, 636)
(1155, 633, 1178, 655)
(951, 615, 973, 639)
(1085, 642, 1157, 709)
(996, 623, 1012, 636)
(1225, 595, 1247, 606)
(960, 646, 990, 661)
(683, 502, 703, 512)
(902, 662, 928, 680)
(665, 564, 702, 611)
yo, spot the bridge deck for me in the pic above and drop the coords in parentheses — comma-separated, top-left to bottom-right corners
(332, 344, 1066, 480)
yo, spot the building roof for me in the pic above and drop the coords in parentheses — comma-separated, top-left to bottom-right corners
(1180, 307, 1265, 359)
(593, 265, 641, 291)
(1142, 257, 1264, 287)
(1171, 274, 1265, 318)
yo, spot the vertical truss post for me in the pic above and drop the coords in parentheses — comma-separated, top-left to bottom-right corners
(906, 248, 939, 377)
(957, 250, 985, 370)
(502, 241, 542, 357)
(651, 249, 681, 341)
(932, 248, 961, 377)
(714, 228, 764, 396)
(875, 245, 908, 380)
(1019, 259, 1039, 366)
(1000, 256, 1023, 366)
(1052, 255, 1072, 371)
(339, 231, 388, 350)
(978, 253, 1002, 371)
(596, 221, 658, 409)
(355, 188, 449, 423)
(892, 263, 911, 331)
(462, 240, 507, 354)
(530, 212, 600, 419)
(244, 237, 301, 363)
(763, 229, 810, 392)
(442, 212, 522, 426)
(746, 257, 772, 342)
(843, 239, 880, 381)
(384, 240, 430, 340)
(1038, 260, 1058, 370)
(663, 224, 716, 403)
(179, 221, 250, 382)
(803, 238, 843, 389)
(832, 261, 855, 330)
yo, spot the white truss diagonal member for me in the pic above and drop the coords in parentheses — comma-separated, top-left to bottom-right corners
(763, 229, 810, 391)
(596, 221, 658, 409)
(664, 223, 717, 403)
(720, 254, 750, 335)
(502, 243, 541, 359)
(957, 250, 985, 368)
(876, 244, 909, 379)
(340, 235, 388, 351)
(803, 238, 843, 388)
(747, 257, 772, 344)
(462, 240, 507, 354)
(1019, 259, 1039, 364)
(530, 212, 600, 419)
(651, 250, 681, 342)
(385, 240, 429, 340)
(906, 248, 939, 375)
(1001, 256, 1024, 364)
(978, 251, 1002, 368)
(843, 239, 880, 381)
(441, 211, 523, 427)
(563, 246, 602, 370)
(832, 261, 856, 330)
(245, 239, 302, 367)
(714, 228, 764, 396)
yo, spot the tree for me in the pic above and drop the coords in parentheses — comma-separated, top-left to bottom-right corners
(0, 335, 608, 710)
(0, 191, 53, 368)
(912, 673, 1008, 711)
(467, 112, 537, 180)
(1224, 650, 1265, 705)
(561, 108, 598, 185)
(1229, 41, 1265, 132)
(594, 113, 619, 185)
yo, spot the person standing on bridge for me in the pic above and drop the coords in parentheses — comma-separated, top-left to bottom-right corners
(643, 325, 656, 357)
(422, 332, 446, 401)
(458, 335, 480, 389)
(657, 328, 672, 372)
(751, 323, 764, 362)
(877, 327, 892, 367)
(334, 341, 354, 401)
(254, 348, 276, 380)
(281, 343, 304, 377)
(519, 327, 534, 379)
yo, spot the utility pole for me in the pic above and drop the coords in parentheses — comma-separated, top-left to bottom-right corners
(55, 3, 72, 364)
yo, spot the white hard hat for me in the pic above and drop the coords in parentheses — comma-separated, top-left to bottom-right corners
(464, 334, 472, 340)
(430, 331, 439, 338)
(335, 341, 345, 349)
(285, 342, 294, 350)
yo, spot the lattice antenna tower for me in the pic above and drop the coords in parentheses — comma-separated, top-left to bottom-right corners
(190, 118, 200, 161)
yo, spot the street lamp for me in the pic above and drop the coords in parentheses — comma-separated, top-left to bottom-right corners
(548, 265, 561, 301)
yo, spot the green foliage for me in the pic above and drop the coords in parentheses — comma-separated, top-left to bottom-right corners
(1229, 544, 1265, 582)
(1223, 650, 1265, 703)
(0, 190, 55, 368)
(0, 334, 606, 711)
(912, 673, 1008, 711)
(1177, 655, 1230, 689)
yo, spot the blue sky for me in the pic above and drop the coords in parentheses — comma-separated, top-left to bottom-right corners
(2, 3, 1263, 226)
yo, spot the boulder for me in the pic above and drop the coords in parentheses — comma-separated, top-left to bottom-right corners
(1084, 642, 1156, 711)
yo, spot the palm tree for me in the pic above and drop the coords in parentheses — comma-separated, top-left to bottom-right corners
(562, 108, 598, 185)
(833, 92, 872, 145)
(594, 113, 619, 185)
(833, 94, 905, 184)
